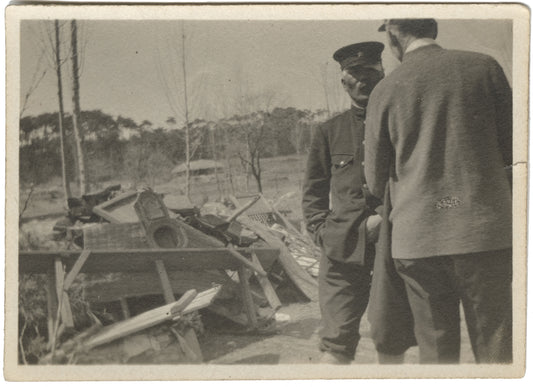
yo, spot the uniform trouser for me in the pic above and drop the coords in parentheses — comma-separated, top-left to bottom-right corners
(318, 244, 374, 359)
(394, 248, 512, 364)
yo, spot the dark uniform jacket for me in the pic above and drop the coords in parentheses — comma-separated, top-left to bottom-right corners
(302, 106, 380, 264)
(365, 44, 512, 259)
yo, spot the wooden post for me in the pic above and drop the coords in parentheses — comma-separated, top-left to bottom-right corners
(236, 216, 318, 301)
(120, 298, 131, 319)
(46, 271, 58, 345)
(227, 245, 267, 276)
(171, 326, 203, 363)
(237, 266, 258, 329)
(54, 257, 74, 328)
(251, 251, 281, 311)
(154, 259, 176, 304)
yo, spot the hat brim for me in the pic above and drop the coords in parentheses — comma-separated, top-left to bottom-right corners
(378, 23, 386, 32)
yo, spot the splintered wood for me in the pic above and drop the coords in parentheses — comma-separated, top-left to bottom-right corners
(231, 194, 321, 279)
(269, 223, 320, 278)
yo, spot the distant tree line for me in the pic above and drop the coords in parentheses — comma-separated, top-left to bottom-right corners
(19, 107, 328, 194)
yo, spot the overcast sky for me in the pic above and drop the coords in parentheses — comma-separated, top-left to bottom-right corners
(20, 19, 512, 128)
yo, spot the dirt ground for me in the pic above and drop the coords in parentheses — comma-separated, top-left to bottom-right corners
(198, 300, 475, 365)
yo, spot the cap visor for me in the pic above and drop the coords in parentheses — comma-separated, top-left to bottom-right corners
(378, 23, 386, 32)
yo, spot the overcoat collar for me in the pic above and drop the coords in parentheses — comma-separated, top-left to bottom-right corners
(403, 44, 442, 63)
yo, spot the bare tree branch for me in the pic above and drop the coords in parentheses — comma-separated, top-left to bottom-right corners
(19, 184, 35, 224)
(20, 49, 47, 118)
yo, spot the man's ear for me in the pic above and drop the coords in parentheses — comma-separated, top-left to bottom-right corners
(387, 31, 401, 49)
(341, 79, 350, 93)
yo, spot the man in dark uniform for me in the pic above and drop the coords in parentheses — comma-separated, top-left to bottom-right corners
(302, 42, 392, 364)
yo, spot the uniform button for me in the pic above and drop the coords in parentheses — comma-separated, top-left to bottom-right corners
(361, 161, 365, 166)
(363, 184, 368, 189)
(362, 140, 366, 145)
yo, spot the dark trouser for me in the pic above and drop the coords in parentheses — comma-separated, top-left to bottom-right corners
(368, 182, 417, 355)
(318, 245, 373, 359)
(394, 248, 512, 364)
(368, 241, 417, 355)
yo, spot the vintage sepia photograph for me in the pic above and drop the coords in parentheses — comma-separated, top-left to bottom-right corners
(4, 3, 529, 381)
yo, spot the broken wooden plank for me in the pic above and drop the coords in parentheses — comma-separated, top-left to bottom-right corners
(19, 248, 279, 275)
(92, 191, 139, 224)
(236, 217, 318, 301)
(227, 245, 267, 276)
(251, 250, 281, 311)
(261, 193, 314, 245)
(238, 266, 258, 329)
(179, 285, 222, 316)
(154, 259, 176, 304)
(63, 250, 91, 290)
(54, 257, 74, 328)
(171, 326, 203, 363)
(82, 289, 197, 351)
(227, 194, 261, 223)
(46, 271, 58, 345)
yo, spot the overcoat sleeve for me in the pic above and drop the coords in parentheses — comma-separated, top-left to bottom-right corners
(364, 90, 394, 200)
(488, 59, 513, 169)
(301, 124, 331, 246)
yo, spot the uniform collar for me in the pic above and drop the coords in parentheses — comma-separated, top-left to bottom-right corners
(351, 102, 366, 118)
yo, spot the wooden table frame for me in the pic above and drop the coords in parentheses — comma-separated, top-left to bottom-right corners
(19, 247, 279, 344)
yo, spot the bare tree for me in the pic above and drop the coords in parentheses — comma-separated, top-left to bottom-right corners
(54, 20, 72, 203)
(27, 21, 72, 204)
(239, 89, 276, 193)
(70, 19, 88, 195)
(180, 23, 192, 199)
(310, 61, 347, 118)
(237, 113, 266, 193)
(155, 22, 202, 199)
(319, 63, 331, 117)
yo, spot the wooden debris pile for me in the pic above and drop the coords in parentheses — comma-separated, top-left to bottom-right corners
(24, 185, 322, 365)
(227, 194, 321, 280)
(269, 224, 320, 278)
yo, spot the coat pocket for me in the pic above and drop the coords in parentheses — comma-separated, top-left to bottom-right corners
(331, 154, 354, 173)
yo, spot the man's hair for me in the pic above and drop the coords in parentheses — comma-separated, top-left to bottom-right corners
(389, 19, 438, 39)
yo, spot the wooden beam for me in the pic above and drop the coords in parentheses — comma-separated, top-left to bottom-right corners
(119, 298, 131, 319)
(82, 270, 225, 303)
(170, 326, 203, 363)
(19, 248, 279, 275)
(237, 266, 258, 329)
(154, 259, 176, 304)
(251, 251, 281, 311)
(178, 285, 221, 315)
(63, 250, 91, 290)
(54, 258, 74, 328)
(227, 245, 267, 276)
(45, 271, 58, 345)
(92, 191, 139, 224)
(227, 194, 261, 223)
(236, 217, 318, 301)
